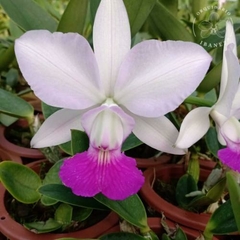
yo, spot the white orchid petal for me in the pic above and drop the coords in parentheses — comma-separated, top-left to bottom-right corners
(15, 30, 104, 109)
(231, 73, 240, 117)
(215, 45, 240, 116)
(114, 40, 211, 117)
(93, 0, 131, 96)
(219, 20, 237, 98)
(81, 105, 134, 150)
(175, 107, 211, 149)
(132, 115, 186, 155)
(221, 117, 240, 144)
(31, 109, 84, 148)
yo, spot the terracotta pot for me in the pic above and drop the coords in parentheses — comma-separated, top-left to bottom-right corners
(0, 124, 44, 160)
(104, 217, 222, 240)
(136, 154, 171, 169)
(0, 160, 119, 240)
(0, 148, 22, 164)
(140, 164, 214, 232)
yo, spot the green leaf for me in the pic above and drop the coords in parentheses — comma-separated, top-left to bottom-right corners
(123, 0, 156, 37)
(94, 194, 149, 231)
(206, 177, 226, 202)
(205, 126, 223, 158)
(59, 141, 72, 155)
(39, 184, 107, 210)
(0, 0, 57, 31)
(24, 218, 62, 233)
(72, 208, 92, 222)
(55, 203, 73, 226)
(57, 0, 88, 34)
(162, 233, 171, 240)
(41, 101, 61, 119)
(71, 129, 89, 154)
(204, 200, 237, 235)
(0, 113, 18, 127)
(0, 161, 41, 203)
(187, 154, 200, 183)
(0, 44, 15, 71)
(41, 160, 63, 206)
(149, 1, 193, 41)
(175, 174, 198, 209)
(159, 0, 178, 17)
(122, 133, 142, 151)
(100, 232, 146, 240)
(197, 62, 222, 93)
(226, 171, 240, 232)
(0, 88, 34, 120)
(175, 227, 188, 240)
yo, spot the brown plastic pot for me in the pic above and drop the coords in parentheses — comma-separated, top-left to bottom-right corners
(104, 217, 222, 240)
(0, 148, 22, 164)
(0, 159, 119, 240)
(135, 154, 171, 169)
(0, 124, 44, 160)
(140, 164, 213, 232)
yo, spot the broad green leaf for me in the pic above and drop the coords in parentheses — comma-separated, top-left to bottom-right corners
(206, 177, 226, 201)
(100, 233, 146, 240)
(0, 0, 57, 31)
(0, 161, 41, 203)
(41, 101, 61, 119)
(122, 133, 142, 151)
(90, 0, 100, 24)
(60, 141, 72, 155)
(175, 174, 198, 209)
(149, 1, 193, 41)
(34, 0, 61, 20)
(123, 0, 156, 37)
(71, 129, 89, 154)
(205, 127, 223, 158)
(197, 62, 222, 94)
(39, 184, 107, 210)
(162, 233, 171, 240)
(0, 44, 15, 71)
(204, 200, 237, 235)
(226, 171, 240, 232)
(187, 154, 200, 183)
(55, 203, 73, 226)
(72, 208, 92, 222)
(0, 113, 18, 127)
(57, 0, 88, 34)
(94, 194, 149, 231)
(41, 160, 63, 206)
(24, 218, 62, 233)
(159, 0, 178, 17)
(0, 88, 34, 120)
(175, 227, 188, 240)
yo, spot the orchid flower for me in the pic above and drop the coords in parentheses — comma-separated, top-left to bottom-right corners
(175, 21, 240, 167)
(15, 0, 211, 200)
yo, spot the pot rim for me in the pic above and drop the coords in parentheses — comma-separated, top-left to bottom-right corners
(140, 164, 211, 231)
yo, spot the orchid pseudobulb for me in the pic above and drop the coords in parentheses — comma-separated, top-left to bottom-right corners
(15, 0, 211, 200)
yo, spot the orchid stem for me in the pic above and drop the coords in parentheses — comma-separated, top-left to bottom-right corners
(184, 96, 214, 107)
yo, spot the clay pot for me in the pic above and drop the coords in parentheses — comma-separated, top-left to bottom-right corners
(0, 159, 119, 240)
(139, 164, 216, 232)
(105, 217, 221, 240)
(136, 154, 171, 169)
(0, 124, 44, 160)
(0, 148, 22, 164)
